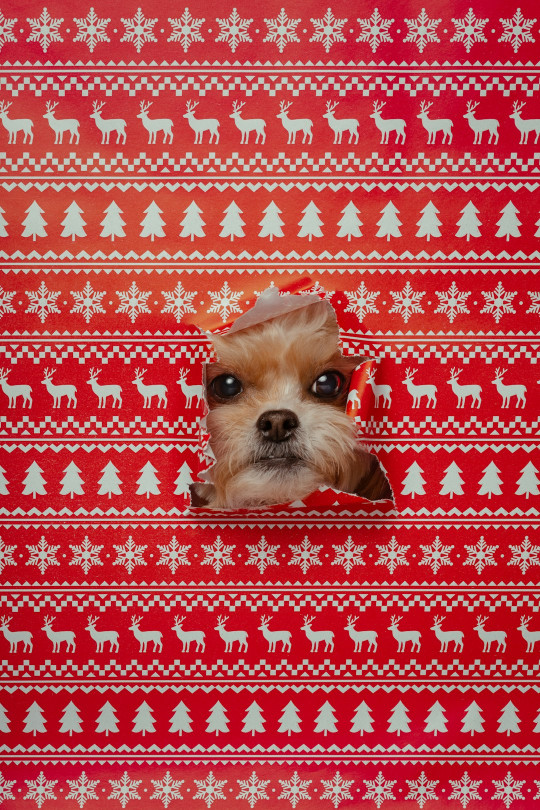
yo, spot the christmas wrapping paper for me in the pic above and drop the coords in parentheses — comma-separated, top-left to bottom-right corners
(1, 0, 540, 807)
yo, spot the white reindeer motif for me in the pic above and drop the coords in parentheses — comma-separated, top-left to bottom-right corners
(215, 615, 248, 652)
(446, 368, 481, 408)
(0, 100, 33, 144)
(430, 615, 464, 652)
(42, 615, 76, 653)
(464, 101, 499, 144)
(129, 616, 163, 653)
(301, 616, 334, 652)
(0, 368, 32, 408)
(90, 101, 127, 144)
(474, 615, 506, 652)
(388, 615, 421, 652)
(0, 616, 33, 652)
(176, 369, 204, 408)
(366, 368, 392, 408)
(276, 101, 313, 144)
(509, 101, 540, 144)
(322, 100, 359, 144)
(370, 100, 406, 144)
(86, 368, 122, 408)
(137, 101, 173, 144)
(402, 368, 437, 408)
(345, 616, 377, 652)
(41, 368, 77, 408)
(348, 388, 362, 411)
(518, 616, 540, 652)
(86, 615, 119, 652)
(230, 100, 266, 144)
(417, 101, 453, 144)
(183, 100, 219, 144)
(173, 617, 205, 652)
(132, 368, 167, 408)
(258, 615, 292, 652)
(491, 368, 526, 408)
(43, 101, 80, 144)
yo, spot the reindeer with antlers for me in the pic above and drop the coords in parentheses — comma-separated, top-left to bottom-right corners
(345, 616, 377, 652)
(90, 100, 127, 144)
(402, 368, 437, 408)
(0, 368, 32, 408)
(86, 368, 122, 408)
(129, 616, 163, 653)
(417, 101, 453, 144)
(322, 100, 359, 144)
(41, 615, 76, 653)
(509, 101, 540, 144)
(464, 101, 499, 144)
(176, 368, 204, 409)
(137, 101, 173, 144)
(366, 367, 392, 408)
(43, 101, 80, 144)
(370, 100, 406, 144)
(430, 615, 464, 652)
(491, 368, 526, 408)
(41, 368, 77, 408)
(258, 615, 292, 652)
(518, 616, 540, 652)
(230, 101, 266, 144)
(132, 368, 167, 408)
(474, 615, 506, 652)
(276, 101, 313, 144)
(0, 100, 33, 144)
(183, 100, 219, 144)
(0, 616, 33, 653)
(214, 615, 248, 652)
(446, 368, 481, 408)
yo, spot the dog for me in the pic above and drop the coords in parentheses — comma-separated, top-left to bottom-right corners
(192, 296, 391, 509)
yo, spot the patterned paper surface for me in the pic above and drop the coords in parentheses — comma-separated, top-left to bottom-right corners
(1, 1, 540, 807)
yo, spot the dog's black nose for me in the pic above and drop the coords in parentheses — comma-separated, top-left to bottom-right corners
(257, 409, 299, 442)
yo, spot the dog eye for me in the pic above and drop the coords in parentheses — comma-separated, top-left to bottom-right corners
(210, 374, 243, 399)
(310, 371, 344, 398)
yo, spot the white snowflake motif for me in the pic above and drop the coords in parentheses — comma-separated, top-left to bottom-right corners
(161, 281, 197, 323)
(25, 281, 61, 324)
(434, 281, 471, 324)
(73, 8, 110, 52)
(168, 9, 205, 51)
(236, 771, 270, 808)
(389, 281, 425, 324)
(66, 772, 100, 808)
(157, 536, 190, 575)
(70, 281, 106, 323)
(246, 536, 279, 574)
(405, 772, 438, 809)
(363, 772, 396, 809)
(527, 291, 540, 314)
(202, 536, 235, 575)
(535, 781, 540, 800)
(113, 536, 147, 575)
(499, 9, 536, 52)
(509, 536, 540, 575)
(356, 8, 394, 52)
(480, 281, 517, 324)
(27, 536, 60, 575)
(193, 772, 227, 808)
(116, 281, 151, 324)
(120, 7, 157, 52)
(0, 286, 16, 317)
(420, 536, 452, 575)
(0, 12, 17, 51)
(332, 536, 366, 574)
(150, 772, 184, 808)
(320, 772, 354, 808)
(451, 8, 489, 52)
(464, 536, 498, 575)
(289, 536, 322, 574)
(207, 282, 243, 322)
(310, 9, 347, 53)
(26, 8, 63, 52)
(344, 282, 380, 322)
(278, 771, 312, 808)
(404, 9, 441, 52)
(0, 537, 16, 574)
(215, 8, 252, 53)
(449, 772, 482, 808)
(491, 773, 525, 809)
(24, 772, 57, 808)
(108, 772, 142, 808)
(264, 9, 301, 53)
(376, 536, 409, 575)
(70, 535, 103, 576)
(0, 772, 16, 801)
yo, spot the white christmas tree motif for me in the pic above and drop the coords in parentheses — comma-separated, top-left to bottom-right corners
(120, 7, 157, 52)
(0, 466, 7, 495)
(389, 281, 425, 323)
(497, 701, 520, 735)
(499, 9, 536, 52)
(337, 201, 363, 240)
(25, 281, 61, 323)
(527, 291, 540, 314)
(351, 701, 374, 735)
(363, 772, 396, 809)
(59, 701, 82, 735)
(174, 463, 194, 496)
(289, 535, 323, 574)
(22, 200, 47, 240)
(242, 701, 265, 735)
(0, 538, 16, 574)
(26, 8, 63, 52)
(0, 703, 10, 732)
(96, 701, 119, 736)
(73, 8, 110, 52)
(168, 9, 205, 51)
(416, 201, 442, 240)
(320, 772, 354, 808)
(344, 282, 380, 322)
(439, 461, 464, 498)
(314, 701, 338, 736)
(100, 201, 126, 241)
(157, 536, 190, 575)
(332, 536, 366, 574)
(24, 702, 47, 736)
(357, 8, 394, 52)
(259, 201, 285, 240)
(480, 281, 517, 323)
(451, 8, 488, 52)
(516, 461, 540, 498)
(236, 772, 270, 808)
(496, 201, 522, 240)
(206, 701, 229, 735)
(509, 536, 540, 575)
(492, 772, 525, 808)
(150, 772, 184, 808)
(133, 701, 155, 735)
(66, 772, 100, 809)
(215, 8, 252, 52)
(116, 280, 151, 323)
(98, 461, 122, 498)
(464, 536, 498, 574)
(180, 201, 206, 240)
(376, 536, 409, 575)
(136, 460, 161, 498)
(420, 536, 452, 575)
(462, 701, 484, 735)
(0, 207, 7, 237)
(169, 701, 192, 734)
(401, 461, 426, 498)
(405, 772, 439, 809)
(60, 461, 84, 498)
(404, 9, 441, 52)
(0, 286, 15, 317)
(0, 771, 16, 801)
(61, 201, 86, 240)
(24, 772, 57, 807)
(220, 201, 245, 241)
(298, 201, 323, 240)
(278, 701, 301, 735)
(140, 201, 165, 240)
(478, 461, 503, 498)
(162, 281, 197, 323)
(0, 12, 17, 51)
(246, 536, 279, 574)
(70, 281, 106, 323)
(535, 710, 540, 733)
(113, 536, 147, 575)
(264, 9, 301, 52)
(424, 701, 447, 735)
(108, 772, 142, 808)
(310, 9, 347, 52)
(449, 772, 482, 808)
(278, 772, 311, 808)
(456, 201, 482, 240)
(376, 201, 402, 241)
(387, 701, 411, 735)
(27, 535, 60, 575)
(194, 772, 227, 808)
(435, 281, 471, 323)
(202, 536, 235, 575)
(207, 281, 243, 322)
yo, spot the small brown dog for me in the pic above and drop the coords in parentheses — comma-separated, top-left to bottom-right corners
(193, 294, 391, 509)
